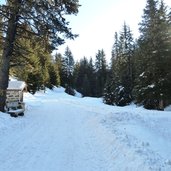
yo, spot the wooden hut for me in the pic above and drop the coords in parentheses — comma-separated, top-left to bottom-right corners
(6, 81, 27, 117)
(6, 81, 27, 102)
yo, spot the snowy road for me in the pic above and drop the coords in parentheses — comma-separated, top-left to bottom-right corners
(0, 88, 171, 171)
(0, 90, 118, 171)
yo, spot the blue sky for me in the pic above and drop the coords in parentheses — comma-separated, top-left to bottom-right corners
(58, 0, 171, 61)
(0, 0, 5, 4)
(62, 0, 146, 61)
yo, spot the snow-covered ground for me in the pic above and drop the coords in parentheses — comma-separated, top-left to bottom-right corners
(0, 87, 171, 171)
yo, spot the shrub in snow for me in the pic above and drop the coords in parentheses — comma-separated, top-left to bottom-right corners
(143, 99, 159, 110)
(65, 85, 75, 96)
(103, 84, 132, 106)
(103, 82, 115, 105)
(133, 82, 165, 110)
(114, 86, 132, 106)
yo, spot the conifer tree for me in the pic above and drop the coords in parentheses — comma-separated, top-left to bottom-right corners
(104, 23, 134, 106)
(64, 46, 75, 76)
(88, 58, 96, 96)
(133, 0, 171, 109)
(82, 74, 91, 96)
(61, 46, 75, 95)
(118, 23, 134, 99)
(95, 49, 107, 97)
(10, 27, 61, 93)
(73, 57, 96, 97)
(74, 57, 89, 96)
(103, 76, 115, 105)
(54, 53, 63, 85)
(50, 64, 61, 88)
(111, 32, 119, 62)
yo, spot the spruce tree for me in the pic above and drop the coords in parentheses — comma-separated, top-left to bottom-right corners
(82, 74, 91, 97)
(73, 57, 96, 97)
(104, 23, 134, 106)
(64, 46, 75, 77)
(88, 58, 96, 96)
(133, 0, 171, 109)
(118, 23, 134, 102)
(10, 27, 60, 93)
(62, 46, 75, 94)
(103, 76, 115, 105)
(55, 53, 63, 86)
(74, 57, 89, 95)
(95, 49, 107, 97)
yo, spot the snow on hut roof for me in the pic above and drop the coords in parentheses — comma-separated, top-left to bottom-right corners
(7, 81, 26, 90)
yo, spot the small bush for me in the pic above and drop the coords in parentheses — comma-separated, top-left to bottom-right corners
(65, 85, 75, 96)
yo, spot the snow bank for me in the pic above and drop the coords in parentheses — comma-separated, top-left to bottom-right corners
(165, 105, 171, 111)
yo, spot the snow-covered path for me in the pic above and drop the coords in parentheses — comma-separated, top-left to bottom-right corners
(0, 90, 118, 171)
(0, 88, 171, 171)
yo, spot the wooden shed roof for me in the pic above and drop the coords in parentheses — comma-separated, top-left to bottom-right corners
(7, 81, 27, 91)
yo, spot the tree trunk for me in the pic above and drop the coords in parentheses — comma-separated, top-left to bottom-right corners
(158, 99, 164, 111)
(0, 0, 21, 112)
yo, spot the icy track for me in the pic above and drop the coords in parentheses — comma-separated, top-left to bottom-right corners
(0, 87, 171, 171)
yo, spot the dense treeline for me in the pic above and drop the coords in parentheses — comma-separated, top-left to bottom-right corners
(0, 0, 171, 111)
(54, 48, 108, 97)
(59, 0, 171, 110)
(104, 0, 171, 110)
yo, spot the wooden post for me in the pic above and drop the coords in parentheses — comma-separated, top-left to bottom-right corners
(159, 93, 164, 111)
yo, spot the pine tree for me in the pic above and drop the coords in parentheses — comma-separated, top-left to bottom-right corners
(10, 27, 60, 93)
(95, 49, 107, 97)
(10, 33, 43, 93)
(133, 0, 171, 109)
(82, 74, 91, 97)
(74, 57, 89, 95)
(103, 76, 115, 105)
(118, 23, 134, 101)
(60, 46, 75, 95)
(111, 32, 119, 62)
(73, 57, 96, 97)
(73, 61, 80, 88)
(88, 58, 96, 96)
(54, 53, 63, 86)
(64, 46, 75, 77)
(104, 23, 134, 106)
(61, 46, 75, 88)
